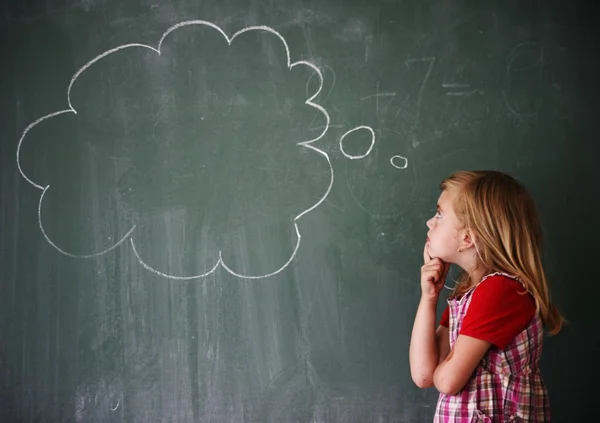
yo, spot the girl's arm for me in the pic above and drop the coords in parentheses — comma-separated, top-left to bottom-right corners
(410, 243, 451, 388)
(409, 298, 451, 388)
(437, 326, 450, 365)
(433, 335, 490, 395)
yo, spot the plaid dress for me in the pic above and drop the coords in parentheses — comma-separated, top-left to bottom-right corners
(433, 273, 551, 422)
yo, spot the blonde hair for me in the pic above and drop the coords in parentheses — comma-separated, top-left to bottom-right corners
(441, 170, 564, 335)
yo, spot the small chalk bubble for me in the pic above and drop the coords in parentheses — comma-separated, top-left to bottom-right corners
(340, 125, 375, 159)
(390, 155, 408, 169)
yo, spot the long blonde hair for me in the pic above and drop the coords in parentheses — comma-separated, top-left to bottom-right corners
(441, 170, 564, 335)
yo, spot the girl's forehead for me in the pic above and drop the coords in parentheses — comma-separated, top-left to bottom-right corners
(437, 189, 461, 222)
(438, 189, 455, 208)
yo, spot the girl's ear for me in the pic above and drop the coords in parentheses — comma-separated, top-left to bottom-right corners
(461, 228, 476, 250)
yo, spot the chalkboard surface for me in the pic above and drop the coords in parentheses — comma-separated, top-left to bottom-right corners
(1, 1, 597, 422)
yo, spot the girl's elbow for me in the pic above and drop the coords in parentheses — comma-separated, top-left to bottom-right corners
(411, 371, 434, 389)
(434, 381, 460, 396)
(414, 378, 434, 389)
(433, 373, 463, 395)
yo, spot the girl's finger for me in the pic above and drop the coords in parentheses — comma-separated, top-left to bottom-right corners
(423, 242, 432, 263)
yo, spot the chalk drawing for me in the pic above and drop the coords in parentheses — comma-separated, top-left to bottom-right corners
(389, 155, 408, 169)
(16, 20, 336, 280)
(339, 125, 375, 160)
(343, 126, 413, 219)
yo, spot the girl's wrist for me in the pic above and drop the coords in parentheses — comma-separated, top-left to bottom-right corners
(419, 294, 439, 307)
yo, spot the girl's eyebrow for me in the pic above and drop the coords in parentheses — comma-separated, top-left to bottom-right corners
(437, 204, 443, 212)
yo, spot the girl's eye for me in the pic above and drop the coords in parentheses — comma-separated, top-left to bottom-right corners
(435, 211, 442, 219)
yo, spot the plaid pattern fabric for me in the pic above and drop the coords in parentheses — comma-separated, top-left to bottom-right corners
(433, 273, 551, 422)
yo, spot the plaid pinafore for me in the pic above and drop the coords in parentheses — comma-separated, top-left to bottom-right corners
(433, 273, 551, 422)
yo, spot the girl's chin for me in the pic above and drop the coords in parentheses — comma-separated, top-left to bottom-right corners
(427, 245, 439, 258)
(428, 249, 447, 262)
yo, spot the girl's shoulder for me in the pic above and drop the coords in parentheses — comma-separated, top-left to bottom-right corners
(480, 271, 522, 285)
(462, 272, 526, 299)
(471, 272, 532, 302)
(449, 272, 524, 302)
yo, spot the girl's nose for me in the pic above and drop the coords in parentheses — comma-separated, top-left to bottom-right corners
(426, 218, 433, 229)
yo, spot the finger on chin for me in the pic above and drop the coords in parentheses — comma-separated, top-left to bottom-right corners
(423, 242, 432, 263)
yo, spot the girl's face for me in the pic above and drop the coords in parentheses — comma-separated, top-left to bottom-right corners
(425, 189, 463, 262)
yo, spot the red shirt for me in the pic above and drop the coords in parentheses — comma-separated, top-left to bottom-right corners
(439, 274, 536, 349)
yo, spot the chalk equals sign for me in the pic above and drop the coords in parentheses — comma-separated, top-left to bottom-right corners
(442, 83, 478, 97)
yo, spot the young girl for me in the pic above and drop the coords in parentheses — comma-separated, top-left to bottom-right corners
(409, 170, 564, 422)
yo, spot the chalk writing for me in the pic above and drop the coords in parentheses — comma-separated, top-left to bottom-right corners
(403, 57, 435, 148)
(442, 82, 478, 97)
(503, 42, 544, 117)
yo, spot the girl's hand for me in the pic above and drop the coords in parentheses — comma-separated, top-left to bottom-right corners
(420, 242, 450, 301)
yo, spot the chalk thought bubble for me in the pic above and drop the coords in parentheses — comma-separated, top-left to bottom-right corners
(17, 21, 335, 280)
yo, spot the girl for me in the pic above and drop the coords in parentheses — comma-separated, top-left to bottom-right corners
(409, 170, 564, 422)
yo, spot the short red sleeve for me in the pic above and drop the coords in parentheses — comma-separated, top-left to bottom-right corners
(439, 306, 450, 327)
(460, 275, 536, 349)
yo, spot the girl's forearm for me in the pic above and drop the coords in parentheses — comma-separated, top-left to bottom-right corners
(409, 296, 440, 388)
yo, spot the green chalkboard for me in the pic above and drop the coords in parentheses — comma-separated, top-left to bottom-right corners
(0, 0, 596, 422)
